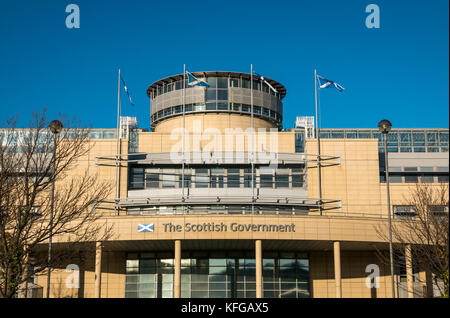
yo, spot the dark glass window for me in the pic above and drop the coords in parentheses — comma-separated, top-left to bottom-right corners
(145, 172, 159, 188)
(275, 174, 289, 188)
(206, 88, 217, 101)
(217, 102, 228, 110)
(292, 174, 303, 187)
(217, 78, 228, 88)
(206, 77, 217, 88)
(217, 90, 228, 101)
(206, 102, 217, 110)
(260, 170, 273, 188)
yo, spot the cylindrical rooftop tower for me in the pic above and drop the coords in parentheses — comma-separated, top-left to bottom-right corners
(147, 71, 286, 132)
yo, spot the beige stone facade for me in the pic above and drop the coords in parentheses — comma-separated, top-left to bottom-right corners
(31, 74, 448, 299)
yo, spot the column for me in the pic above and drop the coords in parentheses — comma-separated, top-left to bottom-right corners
(255, 240, 263, 298)
(94, 241, 102, 298)
(405, 244, 414, 298)
(425, 270, 433, 298)
(174, 240, 181, 298)
(333, 241, 342, 298)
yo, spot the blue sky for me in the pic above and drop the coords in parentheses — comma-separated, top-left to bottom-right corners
(0, 0, 448, 130)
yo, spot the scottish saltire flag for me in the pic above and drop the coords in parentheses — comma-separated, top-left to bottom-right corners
(253, 71, 278, 94)
(317, 75, 345, 92)
(121, 76, 135, 105)
(186, 71, 209, 87)
(137, 224, 154, 232)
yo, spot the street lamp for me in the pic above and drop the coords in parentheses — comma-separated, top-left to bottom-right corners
(378, 119, 396, 298)
(46, 120, 63, 298)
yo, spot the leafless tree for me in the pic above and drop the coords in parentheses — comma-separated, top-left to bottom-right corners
(0, 110, 113, 298)
(376, 182, 449, 298)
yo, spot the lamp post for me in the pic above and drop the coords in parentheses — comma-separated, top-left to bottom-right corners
(378, 119, 396, 298)
(46, 120, 63, 298)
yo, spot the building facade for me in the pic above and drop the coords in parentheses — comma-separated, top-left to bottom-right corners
(31, 71, 448, 298)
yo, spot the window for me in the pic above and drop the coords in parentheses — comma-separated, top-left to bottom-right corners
(413, 131, 425, 146)
(420, 167, 434, 183)
(195, 169, 208, 188)
(242, 105, 250, 112)
(217, 102, 228, 110)
(429, 205, 449, 219)
(227, 169, 240, 188)
(206, 77, 217, 88)
(388, 167, 402, 183)
(345, 131, 357, 139)
(404, 167, 418, 183)
(358, 131, 372, 139)
(393, 206, 416, 219)
(260, 168, 273, 188)
(179, 174, 191, 188)
(162, 169, 176, 188)
(292, 169, 303, 187)
(206, 88, 217, 101)
(206, 102, 216, 110)
(145, 169, 159, 188)
(217, 78, 228, 88)
(230, 78, 239, 88)
(437, 167, 449, 183)
(130, 168, 144, 189)
(331, 131, 344, 138)
(275, 169, 289, 188)
(211, 168, 224, 188)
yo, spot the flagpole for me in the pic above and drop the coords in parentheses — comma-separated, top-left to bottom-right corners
(115, 68, 121, 216)
(251, 64, 255, 214)
(314, 69, 322, 216)
(182, 64, 186, 210)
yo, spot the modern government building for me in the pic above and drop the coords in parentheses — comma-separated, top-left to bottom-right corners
(28, 70, 448, 298)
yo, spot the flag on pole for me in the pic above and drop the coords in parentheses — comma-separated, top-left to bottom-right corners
(186, 71, 209, 87)
(253, 71, 278, 94)
(120, 76, 135, 106)
(317, 75, 345, 92)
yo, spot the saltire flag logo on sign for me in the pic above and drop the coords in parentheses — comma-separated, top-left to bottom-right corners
(138, 224, 154, 232)
(317, 75, 345, 92)
(186, 71, 209, 87)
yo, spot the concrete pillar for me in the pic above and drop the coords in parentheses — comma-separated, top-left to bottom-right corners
(174, 240, 181, 298)
(255, 240, 263, 298)
(94, 242, 102, 298)
(333, 241, 342, 298)
(405, 244, 414, 298)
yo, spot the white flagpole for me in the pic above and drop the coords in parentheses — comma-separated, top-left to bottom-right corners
(115, 68, 121, 216)
(182, 64, 186, 208)
(314, 69, 322, 215)
(251, 64, 255, 214)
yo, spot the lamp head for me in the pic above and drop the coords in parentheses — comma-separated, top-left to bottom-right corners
(49, 120, 63, 134)
(378, 119, 392, 134)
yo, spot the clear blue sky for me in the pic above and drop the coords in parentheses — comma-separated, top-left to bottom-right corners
(0, 0, 448, 130)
